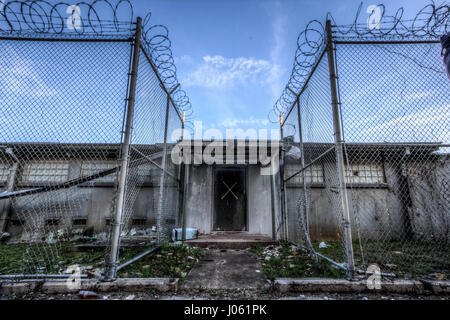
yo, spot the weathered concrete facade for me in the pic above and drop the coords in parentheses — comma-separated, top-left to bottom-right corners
(0, 143, 180, 240)
(284, 143, 450, 242)
(1, 141, 448, 242)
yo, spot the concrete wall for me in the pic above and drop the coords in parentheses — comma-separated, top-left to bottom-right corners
(406, 157, 450, 240)
(285, 155, 449, 242)
(1, 159, 180, 240)
(2, 151, 448, 242)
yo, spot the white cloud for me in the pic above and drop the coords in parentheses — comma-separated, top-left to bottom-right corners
(359, 104, 450, 143)
(403, 90, 434, 103)
(0, 46, 57, 97)
(181, 55, 281, 89)
(218, 116, 270, 128)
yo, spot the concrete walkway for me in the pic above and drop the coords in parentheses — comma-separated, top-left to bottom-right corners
(182, 249, 268, 290)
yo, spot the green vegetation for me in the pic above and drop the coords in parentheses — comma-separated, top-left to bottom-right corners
(0, 242, 105, 274)
(250, 241, 346, 280)
(351, 240, 450, 278)
(117, 243, 203, 279)
(0, 242, 202, 279)
(251, 239, 449, 280)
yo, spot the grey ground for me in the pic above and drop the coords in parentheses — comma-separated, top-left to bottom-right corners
(1, 249, 449, 300)
(182, 249, 268, 290)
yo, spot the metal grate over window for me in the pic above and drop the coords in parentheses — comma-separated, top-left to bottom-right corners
(0, 163, 10, 183)
(345, 164, 385, 184)
(21, 161, 69, 183)
(285, 164, 324, 185)
(81, 161, 117, 183)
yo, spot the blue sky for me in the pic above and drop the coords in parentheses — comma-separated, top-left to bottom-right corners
(1, 0, 447, 144)
(129, 0, 441, 135)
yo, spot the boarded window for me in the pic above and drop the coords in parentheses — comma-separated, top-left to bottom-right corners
(45, 219, 60, 226)
(345, 164, 385, 184)
(81, 161, 117, 183)
(22, 161, 69, 183)
(132, 218, 147, 226)
(285, 164, 324, 184)
(73, 218, 87, 226)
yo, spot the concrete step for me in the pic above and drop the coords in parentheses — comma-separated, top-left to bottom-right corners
(185, 233, 278, 249)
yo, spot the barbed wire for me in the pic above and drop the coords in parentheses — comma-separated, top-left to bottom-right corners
(0, 0, 193, 119)
(270, 1, 449, 124)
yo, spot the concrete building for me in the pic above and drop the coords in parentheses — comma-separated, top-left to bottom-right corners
(0, 140, 448, 242)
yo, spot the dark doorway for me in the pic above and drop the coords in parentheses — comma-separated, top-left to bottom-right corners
(213, 167, 247, 231)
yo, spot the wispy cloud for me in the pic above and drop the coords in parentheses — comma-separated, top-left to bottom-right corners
(217, 116, 270, 128)
(0, 46, 57, 97)
(403, 90, 434, 103)
(181, 55, 279, 89)
(360, 104, 450, 142)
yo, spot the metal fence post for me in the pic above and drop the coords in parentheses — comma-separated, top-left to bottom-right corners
(325, 20, 355, 278)
(156, 95, 171, 244)
(105, 17, 142, 280)
(296, 98, 315, 253)
(156, 84, 179, 243)
(279, 113, 288, 240)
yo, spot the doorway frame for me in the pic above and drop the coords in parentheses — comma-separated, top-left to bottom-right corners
(211, 165, 248, 232)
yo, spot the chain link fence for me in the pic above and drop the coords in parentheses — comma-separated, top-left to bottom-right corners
(0, 14, 184, 279)
(282, 21, 449, 279)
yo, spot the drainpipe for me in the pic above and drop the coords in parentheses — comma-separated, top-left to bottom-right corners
(180, 112, 190, 242)
(279, 114, 288, 240)
(269, 143, 281, 241)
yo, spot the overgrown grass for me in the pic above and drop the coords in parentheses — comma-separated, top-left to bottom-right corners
(352, 240, 450, 278)
(251, 239, 449, 280)
(0, 242, 165, 275)
(250, 241, 346, 280)
(117, 243, 203, 279)
(311, 240, 449, 279)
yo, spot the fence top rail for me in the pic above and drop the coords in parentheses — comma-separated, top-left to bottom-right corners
(334, 39, 441, 45)
(0, 35, 132, 42)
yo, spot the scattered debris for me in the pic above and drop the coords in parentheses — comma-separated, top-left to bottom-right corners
(429, 273, 446, 280)
(319, 242, 328, 249)
(78, 291, 99, 300)
(125, 295, 135, 300)
(0, 232, 10, 242)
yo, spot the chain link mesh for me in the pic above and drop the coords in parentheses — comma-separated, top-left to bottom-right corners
(0, 32, 183, 276)
(283, 50, 348, 268)
(336, 41, 449, 277)
(283, 35, 449, 278)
